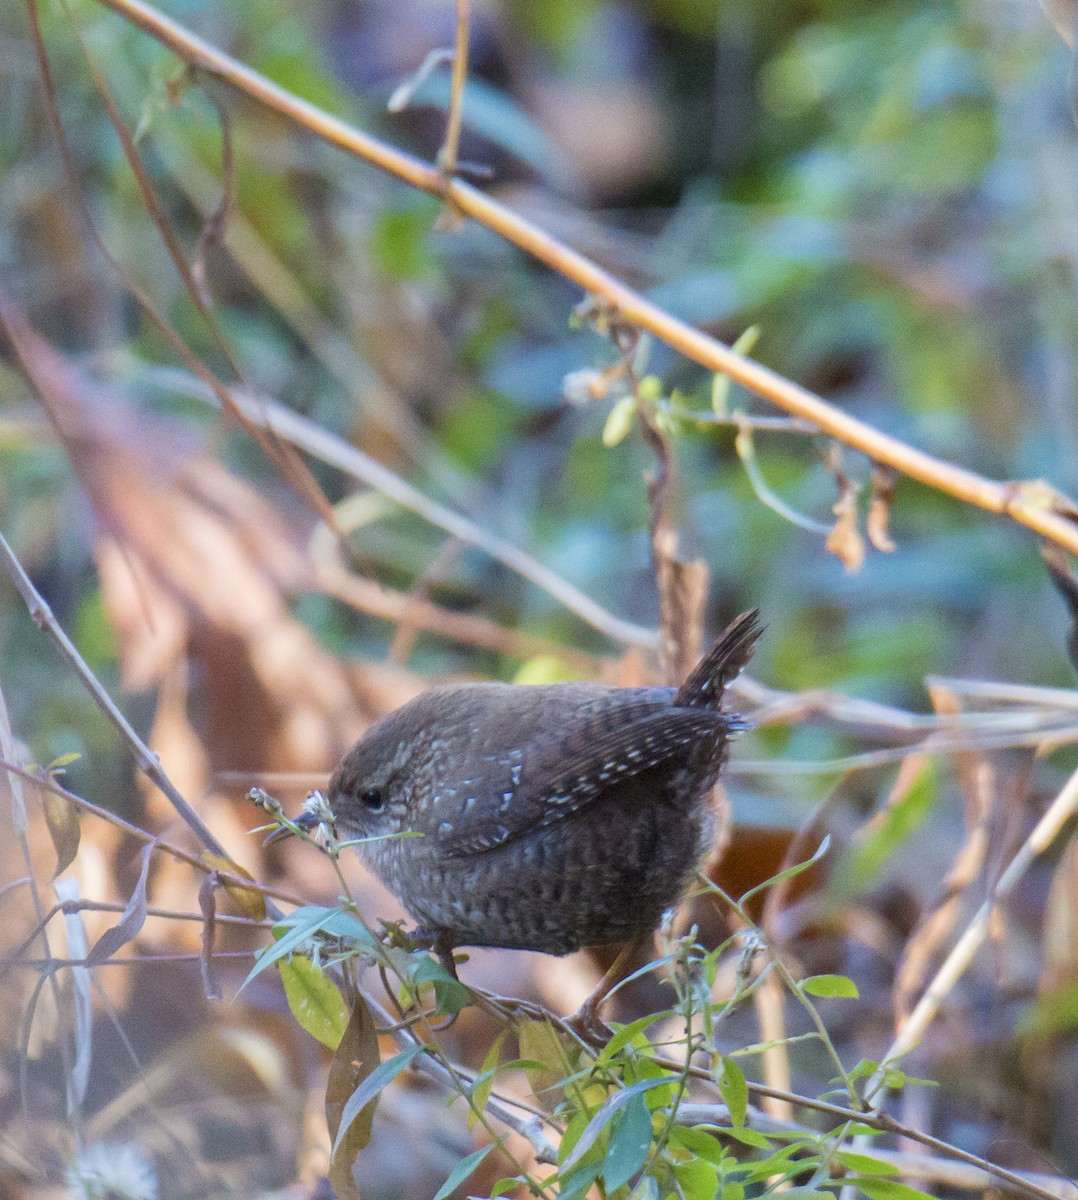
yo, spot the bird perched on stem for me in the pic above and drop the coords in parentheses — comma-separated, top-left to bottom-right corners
(273, 610, 761, 979)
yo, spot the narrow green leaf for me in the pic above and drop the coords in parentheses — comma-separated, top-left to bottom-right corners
(468, 1031, 507, 1129)
(431, 1144, 495, 1200)
(239, 906, 344, 995)
(602, 395, 636, 446)
(597, 1012, 665, 1063)
(562, 1077, 675, 1171)
(835, 1152, 899, 1177)
(800, 974, 859, 999)
(722, 1125, 772, 1150)
(602, 1093, 653, 1191)
(718, 1056, 748, 1130)
(278, 956, 349, 1048)
(332, 1043, 427, 1158)
(712, 324, 761, 415)
(832, 761, 937, 900)
(739, 835, 831, 907)
(48, 752, 82, 770)
(852, 1177, 938, 1200)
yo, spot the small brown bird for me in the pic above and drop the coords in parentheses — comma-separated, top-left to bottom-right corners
(289, 611, 760, 961)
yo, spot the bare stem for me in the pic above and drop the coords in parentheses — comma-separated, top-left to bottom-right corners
(0, 531, 227, 857)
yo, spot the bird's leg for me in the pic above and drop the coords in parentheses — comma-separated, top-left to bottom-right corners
(433, 931, 461, 980)
(568, 937, 647, 1044)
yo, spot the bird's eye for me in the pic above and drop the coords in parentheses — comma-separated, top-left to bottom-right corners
(361, 787, 384, 811)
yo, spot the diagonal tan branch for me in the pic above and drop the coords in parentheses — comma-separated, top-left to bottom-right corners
(84, 0, 1078, 555)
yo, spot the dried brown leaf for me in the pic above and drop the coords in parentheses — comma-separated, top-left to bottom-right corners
(201, 851, 266, 920)
(86, 842, 153, 965)
(867, 464, 898, 553)
(326, 993, 380, 1200)
(826, 479, 865, 572)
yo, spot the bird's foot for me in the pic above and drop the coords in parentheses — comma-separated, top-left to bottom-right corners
(566, 998, 613, 1047)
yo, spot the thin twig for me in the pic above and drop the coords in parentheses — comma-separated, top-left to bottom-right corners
(652, 1057, 1069, 1200)
(0, 758, 305, 909)
(0, 531, 226, 856)
(867, 758, 1078, 1097)
(207, 380, 656, 648)
(437, 0, 469, 185)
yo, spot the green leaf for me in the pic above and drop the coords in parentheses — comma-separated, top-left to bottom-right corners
(562, 1077, 676, 1172)
(601, 1093, 653, 1191)
(832, 761, 937, 899)
(558, 1163, 601, 1200)
(668, 1125, 727, 1165)
(718, 1055, 748, 1130)
(723, 1125, 773, 1151)
(597, 1012, 666, 1064)
(851, 1177, 938, 1200)
(722, 1183, 746, 1200)
(674, 1155, 719, 1200)
(491, 1178, 523, 1198)
(331, 1043, 428, 1158)
(431, 1144, 495, 1200)
(278, 956, 349, 1048)
(835, 1152, 899, 1177)
(239, 906, 347, 995)
(800, 974, 859, 999)
(739, 835, 831, 907)
(467, 1032, 508, 1129)
(848, 1058, 879, 1080)
(42, 787, 80, 879)
(602, 396, 636, 446)
(712, 324, 761, 415)
(47, 752, 82, 770)
(410, 954, 471, 1016)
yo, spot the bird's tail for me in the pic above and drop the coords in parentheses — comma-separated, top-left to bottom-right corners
(674, 609, 762, 710)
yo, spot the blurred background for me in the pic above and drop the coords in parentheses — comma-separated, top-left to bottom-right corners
(3, 0, 1078, 1195)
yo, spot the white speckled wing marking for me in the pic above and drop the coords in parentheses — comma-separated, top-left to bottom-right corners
(437, 702, 731, 858)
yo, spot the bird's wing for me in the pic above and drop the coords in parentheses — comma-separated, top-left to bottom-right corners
(433, 697, 732, 858)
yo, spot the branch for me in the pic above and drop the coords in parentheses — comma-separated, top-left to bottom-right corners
(84, 0, 1078, 555)
(0, 531, 226, 857)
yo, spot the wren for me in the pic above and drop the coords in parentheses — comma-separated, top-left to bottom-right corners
(300, 611, 760, 959)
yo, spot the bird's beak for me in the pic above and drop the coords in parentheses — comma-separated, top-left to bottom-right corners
(263, 811, 322, 845)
